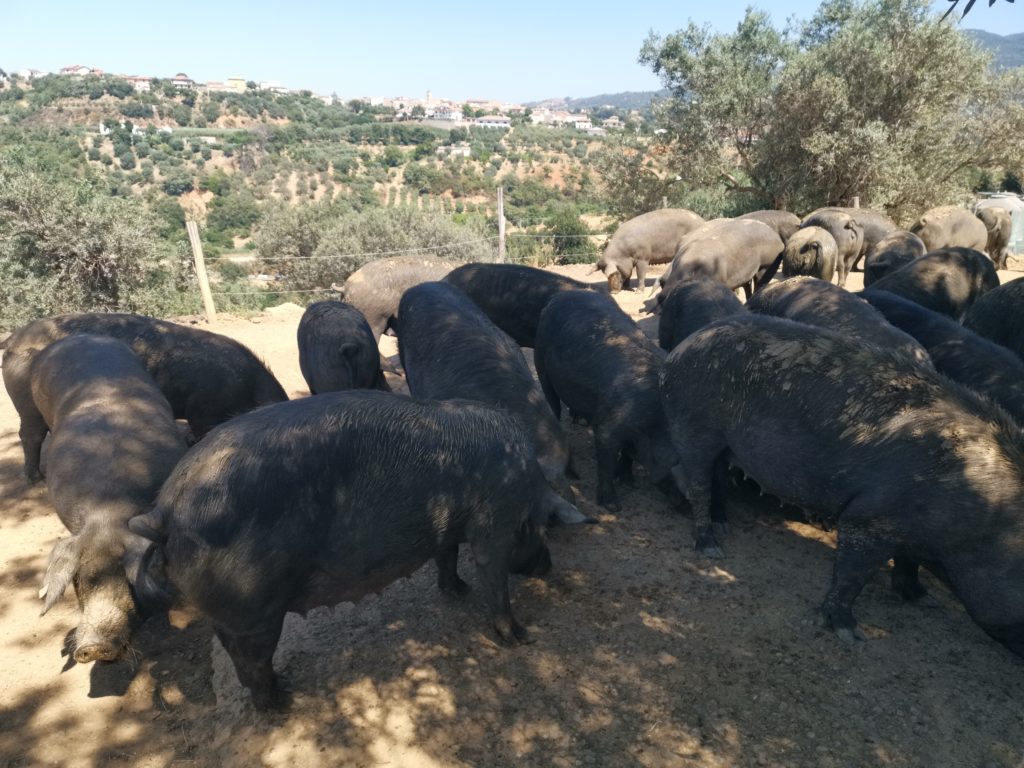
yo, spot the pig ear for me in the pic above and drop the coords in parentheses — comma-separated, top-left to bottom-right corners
(39, 535, 81, 616)
(340, 342, 360, 361)
(122, 532, 172, 612)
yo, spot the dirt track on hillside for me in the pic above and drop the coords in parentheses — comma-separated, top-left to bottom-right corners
(1, 265, 1022, 767)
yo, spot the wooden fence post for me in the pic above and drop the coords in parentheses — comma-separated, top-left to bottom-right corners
(185, 220, 217, 323)
(497, 186, 506, 262)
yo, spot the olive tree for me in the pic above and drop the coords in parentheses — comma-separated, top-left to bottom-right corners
(0, 154, 167, 326)
(640, 0, 1024, 220)
(267, 206, 495, 291)
(591, 134, 688, 221)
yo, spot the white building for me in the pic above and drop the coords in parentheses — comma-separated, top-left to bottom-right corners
(125, 75, 152, 93)
(474, 114, 511, 129)
(433, 105, 464, 123)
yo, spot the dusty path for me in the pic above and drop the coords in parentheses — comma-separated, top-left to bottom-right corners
(1, 264, 1022, 767)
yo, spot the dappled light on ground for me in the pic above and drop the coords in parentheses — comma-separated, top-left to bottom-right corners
(1, 264, 1023, 766)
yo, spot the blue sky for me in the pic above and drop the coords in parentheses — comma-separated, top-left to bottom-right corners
(2, 1, 1020, 103)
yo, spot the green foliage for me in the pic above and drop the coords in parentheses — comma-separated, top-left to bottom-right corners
(150, 194, 186, 240)
(161, 169, 193, 196)
(171, 103, 192, 127)
(545, 206, 596, 263)
(207, 191, 260, 234)
(268, 206, 495, 291)
(591, 134, 685, 220)
(201, 169, 232, 195)
(381, 145, 405, 167)
(106, 79, 134, 99)
(641, 0, 1024, 218)
(0, 151, 173, 327)
(201, 100, 220, 123)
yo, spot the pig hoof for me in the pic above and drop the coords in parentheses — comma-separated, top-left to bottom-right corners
(694, 531, 724, 558)
(252, 680, 292, 711)
(25, 468, 43, 484)
(494, 617, 535, 646)
(440, 577, 471, 597)
(511, 625, 535, 645)
(892, 577, 928, 603)
(834, 626, 867, 645)
(699, 544, 725, 559)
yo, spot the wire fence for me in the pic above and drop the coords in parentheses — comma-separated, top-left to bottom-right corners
(203, 229, 604, 297)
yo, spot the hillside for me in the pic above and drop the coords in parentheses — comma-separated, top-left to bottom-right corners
(0, 73, 626, 325)
(528, 90, 666, 113)
(966, 29, 1024, 69)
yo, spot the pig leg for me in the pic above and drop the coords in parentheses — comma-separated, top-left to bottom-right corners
(891, 557, 928, 602)
(436, 544, 470, 595)
(470, 540, 530, 645)
(634, 260, 648, 292)
(669, 437, 728, 557)
(821, 521, 892, 643)
(537, 368, 562, 421)
(215, 616, 288, 710)
(615, 446, 635, 486)
(593, 424, 622, 511)
(836, 257, 850, 289)
(19, 408, 48, 483)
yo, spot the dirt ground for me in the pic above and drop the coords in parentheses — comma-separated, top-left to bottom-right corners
(1, 264, 1023, 768)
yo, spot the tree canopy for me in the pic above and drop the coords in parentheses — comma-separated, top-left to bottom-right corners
(640, 0, 1024, 220)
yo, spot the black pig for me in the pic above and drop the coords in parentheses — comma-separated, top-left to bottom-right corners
(398, 282, 580, 509)
(661, 314, 1024, 655)
(3, 313, 286, 482)
(535, 290, 677, 510)
(863, 289, 1024, 425)
(657, 279, 744, 352)
(297, 300, 389, 393)
(865, 247, 999, 321)
(31, 335, 187, 663)
(130, 391, 576, 709)
(443, 262, 591, 347)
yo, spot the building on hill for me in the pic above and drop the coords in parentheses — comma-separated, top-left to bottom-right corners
(16, 68, 47, 80)
(602, 115, 622, 129)
(433, 105, 465, 123)
(474, 114, 511, 129)
(60, 64, 102, 77)
(466, 98, 503, 112)
(437, 143, 472, 158)
(124, 75, 152, 93)
(171, 72, 196, 89)
(259, 80, 290, 95)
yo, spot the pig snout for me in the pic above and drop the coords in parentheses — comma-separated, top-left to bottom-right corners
(74, 635, 121, 663)
(73, 591, 134, 664)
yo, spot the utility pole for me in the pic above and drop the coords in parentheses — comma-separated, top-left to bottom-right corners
(497, 186, 506, 262)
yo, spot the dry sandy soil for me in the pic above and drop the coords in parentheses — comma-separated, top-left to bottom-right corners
(1, 264, 1023, 767)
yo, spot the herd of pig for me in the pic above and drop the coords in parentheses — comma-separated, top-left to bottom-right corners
(3, 199, 1024, 713)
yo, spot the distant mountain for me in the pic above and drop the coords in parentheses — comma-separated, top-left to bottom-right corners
(965, 30, 1024, 69)
(527, 90, 668, 113)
